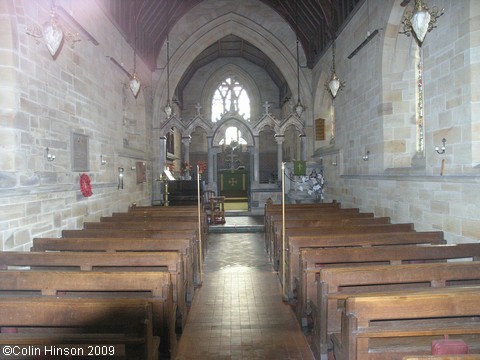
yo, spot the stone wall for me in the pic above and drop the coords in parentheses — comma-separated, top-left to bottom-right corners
(312, 0, 480, 244)
(0, 0, 153, 250)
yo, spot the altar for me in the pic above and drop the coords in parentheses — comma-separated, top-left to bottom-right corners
(219, 170, 248, 198)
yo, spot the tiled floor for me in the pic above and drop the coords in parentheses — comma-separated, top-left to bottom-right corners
(173, 218, 315, 360)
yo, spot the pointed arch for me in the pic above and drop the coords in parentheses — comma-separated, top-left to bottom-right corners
(211, 116, 255, 147)
(279, 114, 305, 136)
(254, 114, 281, 136)
(152, 12, 308, 128)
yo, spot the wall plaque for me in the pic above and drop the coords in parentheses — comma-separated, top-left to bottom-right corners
(315, 118, 326, 141)
(72, 133, 89, 171)
(136, 161, 146, 184)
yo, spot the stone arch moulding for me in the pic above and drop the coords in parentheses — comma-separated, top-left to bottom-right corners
(211, 116, 255, 147)
(279, 114, 305, 136)
(201, 63, 261, 123)
(254, 113, 282, 136)
(152, 13, 306, 128)
(159, 115, 186, 138)
(184, 115, 214, 137)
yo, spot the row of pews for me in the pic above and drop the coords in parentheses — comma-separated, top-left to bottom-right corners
(0, 204, 207, 359)
(264, 201, 480, 360)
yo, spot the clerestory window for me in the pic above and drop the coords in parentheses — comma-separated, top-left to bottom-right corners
(211, 77, 250, 122)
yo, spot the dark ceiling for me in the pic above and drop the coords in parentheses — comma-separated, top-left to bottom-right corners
(97, 0, 364, 72)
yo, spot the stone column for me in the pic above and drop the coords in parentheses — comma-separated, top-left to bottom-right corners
(159, 136, 167, 176)
(207, 136, 214, 185)
(299, 134, 307, 161)
(253, 136, 260, 184)
(182, 136, 192, 164)
(248, 145, 255, 185)
(275, 134, 285, 180)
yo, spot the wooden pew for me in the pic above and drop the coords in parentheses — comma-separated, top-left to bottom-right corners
(82, 221, 207, 260)
(0, 250, 188, 330)
(264, 202, 341, 251)
(403, 356, 480, 360)
(83, 220, 199, 232)
(96, 216, 209, 256)
(60, 230, 200, 275)
(313, 258, 480, 360)
(271, 216, 390, 265)
(277, 222, 417, 278)
(32, 237, 196, 302)
(283, 230, 444, 300)
(0, 297, 158, 359)
(0, 269, 176, 355)
(299, 241, 479, 329)
(265, 207, 361, 253)
(331, 286, 480, 360)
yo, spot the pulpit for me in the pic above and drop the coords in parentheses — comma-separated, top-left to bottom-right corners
(219, 170, 248, 198)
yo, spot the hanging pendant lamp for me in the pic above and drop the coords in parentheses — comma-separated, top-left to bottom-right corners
(325, 41, 345, 99)
(400, 0, 444, 45)
(129, 14, 141, 97)
(43, 5, 64, 57)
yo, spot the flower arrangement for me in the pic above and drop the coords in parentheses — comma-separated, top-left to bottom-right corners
(293, 170, 325, 201)
(181, 161, 193, 176)
(79, 173, 93, 197)
(197, 160, 207, 174)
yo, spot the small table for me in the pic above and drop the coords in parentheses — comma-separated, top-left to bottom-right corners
(210, 196, 225, 224)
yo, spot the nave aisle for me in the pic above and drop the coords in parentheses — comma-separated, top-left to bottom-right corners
(174, 221, 314, 360)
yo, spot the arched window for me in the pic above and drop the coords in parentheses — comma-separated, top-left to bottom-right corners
(219, 126, 247, 146)
(211, 76, 250, 122)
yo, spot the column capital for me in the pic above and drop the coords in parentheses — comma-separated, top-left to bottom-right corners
(274, 134, 285, 144)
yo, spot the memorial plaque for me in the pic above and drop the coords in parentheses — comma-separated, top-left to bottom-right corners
(72, 133, 89, 171)
(315, 118, 326, 141)
(136, 161, 146, 184)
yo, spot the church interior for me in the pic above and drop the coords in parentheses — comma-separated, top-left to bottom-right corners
(1, 0, 480, 359)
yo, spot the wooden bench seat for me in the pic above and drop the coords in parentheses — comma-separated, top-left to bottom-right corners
(403, 356, 480, 360)
(81, 222, 207, 259)
(265, 208, 363, 253)
(0, 269, 176, 355)
(331, 286, 480, 360)
(271, 217, 391, 265)
(283, 231, 444, 299)
(312, 258, 480, 360)
(299, 242, 480, 330)
(0, 297, 158, 360)
(31, 237, 197, 302)
(276, 223, 415, 267)
(0, 250, 188, 331)
(106, 209, 209, 239)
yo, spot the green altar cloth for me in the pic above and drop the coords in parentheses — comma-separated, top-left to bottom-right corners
(220, 170, 248, 197)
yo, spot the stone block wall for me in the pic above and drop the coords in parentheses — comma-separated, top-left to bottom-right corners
(0, 0, 153, 250)
(313, 0, 480, 244)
